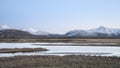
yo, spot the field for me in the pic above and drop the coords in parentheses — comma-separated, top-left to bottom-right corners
(0, 55, 120, 68)
(0, 39, 120, 46)
(1, 39, 120, 43)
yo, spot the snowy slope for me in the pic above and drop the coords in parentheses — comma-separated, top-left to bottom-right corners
(88, 26, 120, 35)
(66, 30, 96, 37)
(0, 25, 51, 35)
(22, 28, 50, 35)
(0, 25, 10, 30)
(1, 25, 120, 36)
(66, 26, 120, 36)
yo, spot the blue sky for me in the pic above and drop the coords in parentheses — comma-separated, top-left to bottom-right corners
(0, 0, 120, 34)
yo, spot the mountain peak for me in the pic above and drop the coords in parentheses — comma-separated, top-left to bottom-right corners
(97, 26, 107, 32)
(88, 26, 111, 34)
(66, 26, 120, 37)
(98, 26, 106, 29)
(0, 25, 10, 30)
(22, 28, 50, 35)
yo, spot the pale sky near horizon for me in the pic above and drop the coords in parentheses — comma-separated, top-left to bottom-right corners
(0, 0, 120, 34)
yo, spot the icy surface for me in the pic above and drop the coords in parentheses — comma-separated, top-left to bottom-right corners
(0, 43, 120, 57)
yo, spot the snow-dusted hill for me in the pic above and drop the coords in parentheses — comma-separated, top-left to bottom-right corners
(88, 26, 120, 35)
(0, 25, 10, 30)
(0, 25, 51, 36)
(1, 25, 120, 38)
(22, 28, 51, 35)
(66, 26, 120, 37)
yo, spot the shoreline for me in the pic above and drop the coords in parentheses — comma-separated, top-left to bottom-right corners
(0, 39, 120, 46)
(32, 43, 120, 46)
(1, 38, 120, 43)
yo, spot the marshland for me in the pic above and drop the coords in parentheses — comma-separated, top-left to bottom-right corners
(0, 55, 120, 68)
(0, 41, 120, 68)
(1, 0, 120, 67)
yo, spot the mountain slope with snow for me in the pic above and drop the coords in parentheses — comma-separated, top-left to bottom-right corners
(66, 30, 96, 37)
(88, 26, 120, 35)
(0, 25, 10, 30)
(0, 25, 51, 36)
(66, 26, 120, 37)
(22, 28, 51, 35)
(1, 25, 120, 38)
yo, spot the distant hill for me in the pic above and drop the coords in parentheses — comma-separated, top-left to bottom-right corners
(65, 26, 120, 38)
(0, 25, 120, 39)
(0, 29, 36, 39)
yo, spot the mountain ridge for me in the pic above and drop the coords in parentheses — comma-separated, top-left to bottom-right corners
(66, 26, 120, 37)
(0, 25, 120, 38)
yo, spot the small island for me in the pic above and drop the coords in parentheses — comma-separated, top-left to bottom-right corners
(0, 48, 48, 53)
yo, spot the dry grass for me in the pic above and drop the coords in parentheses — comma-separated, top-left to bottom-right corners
(1, 39, 120, 46)
(1, 39, 120, 43)
(0, 48, 48, 53)
(0, 55, 120, 68)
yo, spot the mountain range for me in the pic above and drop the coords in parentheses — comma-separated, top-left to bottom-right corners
(0, 25, 120, 39)
(66, 26, 120, 37)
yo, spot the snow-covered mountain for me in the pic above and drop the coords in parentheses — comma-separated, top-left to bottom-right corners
(66, 30, 96, 37)
(1, 25, 120, 38)
(66, 26, 120, 37)
(0, 25, 10, 30)
(0, 25, 51, 35)
(88, 26, 120, 35)
(22, 28, 51, 35)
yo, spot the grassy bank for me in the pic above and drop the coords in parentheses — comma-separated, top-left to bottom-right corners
(0, 48, 48, 53)
(1, 39, 120, 43)
(1, 39, 120, 46)
(0, 55, 120, 68)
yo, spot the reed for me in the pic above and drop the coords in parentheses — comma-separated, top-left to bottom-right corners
(0, 55, 120, 68)
(0, 48, 48, 53)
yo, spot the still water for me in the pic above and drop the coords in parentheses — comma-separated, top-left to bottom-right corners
(0, 43, 120, 57)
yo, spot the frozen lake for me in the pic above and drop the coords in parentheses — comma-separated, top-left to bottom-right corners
(0, 43, 120, 57)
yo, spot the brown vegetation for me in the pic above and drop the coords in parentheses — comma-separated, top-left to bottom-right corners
(1, 39, 120, 43)
(0, 39, 120, 46)
(0, 55, 120, 68)
(0, 48, 48, 53)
